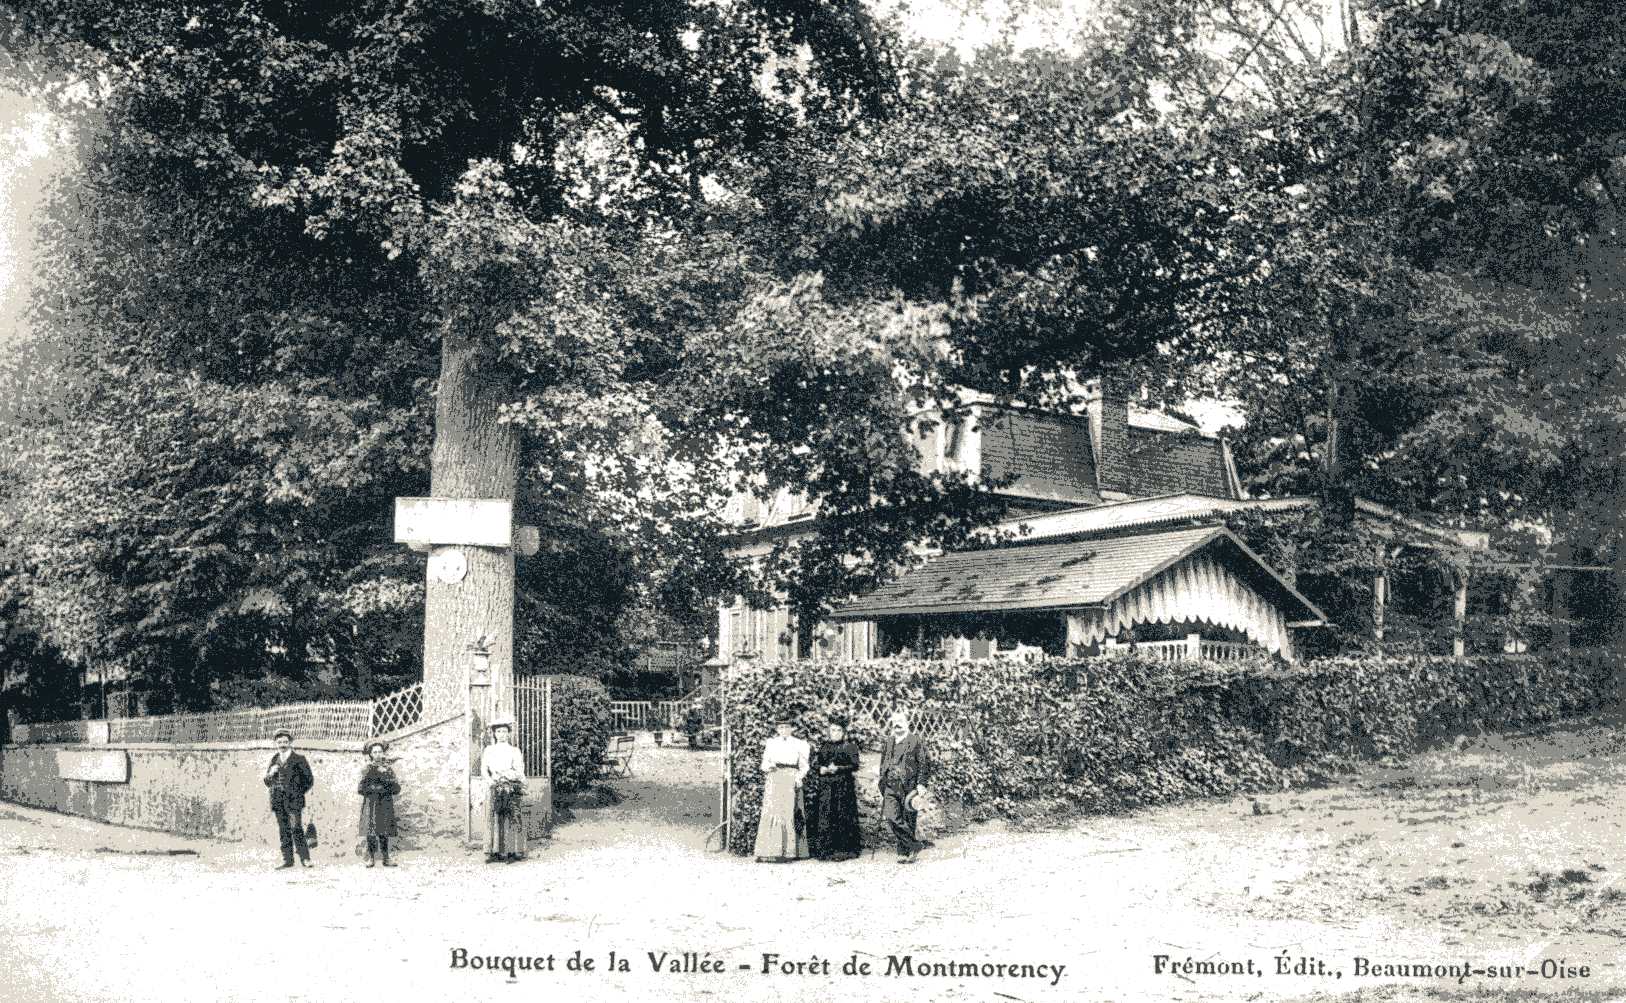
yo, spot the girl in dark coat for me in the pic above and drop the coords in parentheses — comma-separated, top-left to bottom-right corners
(358, 740, 401, 867)
(809, 719, 862, 861)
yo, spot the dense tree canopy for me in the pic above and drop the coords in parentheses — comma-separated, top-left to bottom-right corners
(0, 0, 910, 709)
(1151, 0, 1625, 544)
(0, 0, 1620, 715)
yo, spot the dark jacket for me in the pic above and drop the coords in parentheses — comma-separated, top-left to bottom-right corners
(357, 762, 401, 837)
(264, 752, 315, 813)
(878, 732, 925, 796)
(809, 738, 862, 859)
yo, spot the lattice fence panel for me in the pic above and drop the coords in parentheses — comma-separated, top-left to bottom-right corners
(106, 700, 374, 744)
(801, 674, 969, 746)
(367, 675, 466, 739)
(25, 673, 476, 746)
(370, 683, 424, 737)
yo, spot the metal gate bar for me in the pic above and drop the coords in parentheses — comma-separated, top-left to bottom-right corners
(513, 675, 551, 778)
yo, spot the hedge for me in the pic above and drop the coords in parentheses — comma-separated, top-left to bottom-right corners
(545, 674, 613, 792)
(723, 652, 1623, 855)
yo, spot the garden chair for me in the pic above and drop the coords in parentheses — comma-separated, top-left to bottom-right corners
(600, 734, 635, 778)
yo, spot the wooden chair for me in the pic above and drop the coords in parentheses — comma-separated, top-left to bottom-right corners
(600, 734, 635, 778)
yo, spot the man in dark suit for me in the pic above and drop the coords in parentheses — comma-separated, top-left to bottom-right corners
(264, 729, 315, 869)
(878, 710, 927, 863)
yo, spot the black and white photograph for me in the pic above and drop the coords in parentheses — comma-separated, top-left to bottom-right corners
(0, 1, 1622, 1001)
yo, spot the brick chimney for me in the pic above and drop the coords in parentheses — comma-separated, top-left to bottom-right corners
(1084, 374, 1130, 497)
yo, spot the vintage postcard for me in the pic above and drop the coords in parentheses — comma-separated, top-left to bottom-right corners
(1, 2, 1620, 1001)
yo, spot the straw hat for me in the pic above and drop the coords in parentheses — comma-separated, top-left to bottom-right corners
(364, 739, 390, 756)
(489, 715, 514, 731)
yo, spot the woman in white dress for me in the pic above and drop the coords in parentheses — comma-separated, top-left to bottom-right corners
(754, 716, 811, 862)
(480, 716, 527, 863)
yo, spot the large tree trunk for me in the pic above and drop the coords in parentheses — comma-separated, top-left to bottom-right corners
(421, 328, 521, 842)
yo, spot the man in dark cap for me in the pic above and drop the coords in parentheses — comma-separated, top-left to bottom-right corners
(263, 729, 315, 869)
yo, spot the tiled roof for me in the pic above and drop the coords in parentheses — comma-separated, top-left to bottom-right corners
(979, 410, 1100, 505)
(984, 494, 1305, 542)
(976, 494, 1491, 552)
(1117, 428, 1235, 498)
(830, 526, 1322, 620)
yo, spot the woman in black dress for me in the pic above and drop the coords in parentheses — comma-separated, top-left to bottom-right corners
(809, 718, 862, 861)
(358, 740, 401, 867)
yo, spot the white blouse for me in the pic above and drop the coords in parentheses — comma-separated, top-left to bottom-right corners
(759, 735, 811, 783)
(480, 742, 526, 784)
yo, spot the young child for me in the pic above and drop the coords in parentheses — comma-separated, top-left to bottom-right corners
(357, 740, 401, 867)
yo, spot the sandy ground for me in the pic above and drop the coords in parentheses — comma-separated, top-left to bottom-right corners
(4, 721, 1626, 1003)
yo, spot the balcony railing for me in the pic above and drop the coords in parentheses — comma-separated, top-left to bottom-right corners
(1105, 636, 1258, 661)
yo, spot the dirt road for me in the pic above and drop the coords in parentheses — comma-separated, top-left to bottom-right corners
(4, 720, 1625, 1003)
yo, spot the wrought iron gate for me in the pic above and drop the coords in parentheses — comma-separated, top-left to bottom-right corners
(512, 675, 553, 780)
(467, 674, 553, 844)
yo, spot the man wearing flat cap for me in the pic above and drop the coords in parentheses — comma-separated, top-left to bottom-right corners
(263, 729, 315, 869)
(878, 710, 928, 863)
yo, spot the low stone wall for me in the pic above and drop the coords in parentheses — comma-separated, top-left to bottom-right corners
(382, 712, 470, 850)
(0, 712, 469, 855)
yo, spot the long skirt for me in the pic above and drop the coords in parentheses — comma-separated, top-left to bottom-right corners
(487, 791, 527, 857)
(753, 768, 808, 861)
(809, 775, 861, 860)
(358, 794, 397, 838)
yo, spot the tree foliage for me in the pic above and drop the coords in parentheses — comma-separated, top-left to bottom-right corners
(1, 0, 1621, 717)
(1141, 0, 1625, 561)
(0, 0, 906, 709)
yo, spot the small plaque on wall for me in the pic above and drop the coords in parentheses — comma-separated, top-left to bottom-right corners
(56, 749, 130, 783)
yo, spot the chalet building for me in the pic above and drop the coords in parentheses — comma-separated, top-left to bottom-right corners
(717, 377, 1488, 665)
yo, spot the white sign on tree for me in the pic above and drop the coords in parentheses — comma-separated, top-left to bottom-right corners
(393, 498, 513, 549)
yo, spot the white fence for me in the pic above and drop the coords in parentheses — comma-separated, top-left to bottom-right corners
(1109, 636, 1257, 662)
(13, 677, 459, 746)
(609, 688, 721, 734)
(610, 701, 658, 732)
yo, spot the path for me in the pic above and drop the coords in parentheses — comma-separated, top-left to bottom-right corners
(3, 716, 1625, 1003)
(553, 733, 724, 853)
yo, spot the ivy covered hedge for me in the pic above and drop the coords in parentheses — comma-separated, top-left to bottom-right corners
(546, 674, 613, 792)
(724, 652, 1622, 855)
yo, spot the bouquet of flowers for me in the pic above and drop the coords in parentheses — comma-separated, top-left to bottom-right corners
(492, 778, 525, 817)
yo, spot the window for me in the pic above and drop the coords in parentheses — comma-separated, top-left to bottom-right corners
(944, 418, 964, 465)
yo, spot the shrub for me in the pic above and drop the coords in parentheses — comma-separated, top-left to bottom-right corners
(546, 674, 612, 792)
(723, 652, 1622, 854)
